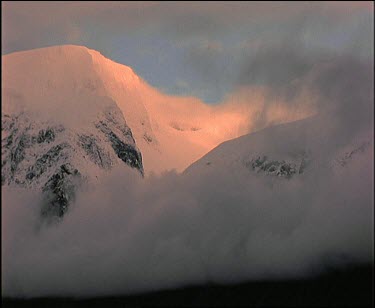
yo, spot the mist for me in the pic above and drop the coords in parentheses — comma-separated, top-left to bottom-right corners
(2, 114, 373, 298)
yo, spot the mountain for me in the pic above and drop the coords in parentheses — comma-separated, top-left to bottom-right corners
(2, 46, 147, 217)
(2, 92, 143, 218)
(3, 45, 369, 219)
(1, 45, 257, 176)
(184, 115, 372, 181)
(1, 45, 248, 217)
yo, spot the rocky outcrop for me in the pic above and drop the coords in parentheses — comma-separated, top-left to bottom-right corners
(245, 154, 309, 179)
(41, 163, 82, 218)
(2, 104, 143, 219)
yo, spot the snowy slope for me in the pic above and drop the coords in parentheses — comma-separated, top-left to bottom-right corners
(184, 115, 372, 180)
(180, 114, 373, 274)
(3, 44, 252, 216)
(2, 45, 313, 175)
(2, 46, 145, 217)
(2, 45, 238, 174)
(86, 46, 254, 174)
(2, 100, 143, 217)
(2, 45, 345, 217)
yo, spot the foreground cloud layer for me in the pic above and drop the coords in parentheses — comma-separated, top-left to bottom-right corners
(2, 129, 372, 297)
(2, 1, 373, 298)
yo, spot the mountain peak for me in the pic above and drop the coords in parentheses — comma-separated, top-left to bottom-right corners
(2, 44, 259, 177)
(2, 44, 140, 87)
(2, 45, 145, 218)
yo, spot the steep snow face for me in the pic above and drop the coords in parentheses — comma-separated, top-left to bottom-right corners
(2, 55, 144, 217)
(86, 46, 253, 174)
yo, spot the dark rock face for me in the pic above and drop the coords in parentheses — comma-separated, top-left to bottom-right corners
(78, 134, 111, 169)
(143, 133, 153, 143)
(96, 107, 144, 175)
(10, 134, 27, 175)
(26, 143, 69, 181)
(245, 155, 306, 179)
(1, 115, 80, 219)
(336, 142, 370, 167)
(2, 106, 144, 220)
(107, 131, 143, 174)
(41, 163, 82, 218)
(37, 128, 55, 144)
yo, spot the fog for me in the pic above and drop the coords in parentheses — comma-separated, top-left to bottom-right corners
(2, 123, 373, 297)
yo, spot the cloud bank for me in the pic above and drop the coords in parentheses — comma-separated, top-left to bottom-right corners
(2, 134, 372, 297)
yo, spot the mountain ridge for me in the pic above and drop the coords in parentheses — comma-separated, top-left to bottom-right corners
(3, 44, 311, 175)
(0, 44, 327, 218)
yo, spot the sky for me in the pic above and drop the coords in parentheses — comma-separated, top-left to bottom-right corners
(2, 1, 373, 103)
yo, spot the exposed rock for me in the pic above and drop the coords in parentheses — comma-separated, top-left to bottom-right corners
(37, 128, 55, 144)
(335, 142, 370, 167)
(96, 115, 144, 175)
(143, 133, 153, 143)
(41, 163, 82, 218)
(246, 155, 300, 179)
(26, 143, 69, 181)
(107, 131, 143, 174)
(2, 107, 144, 219)
(78, 134, 111, 169)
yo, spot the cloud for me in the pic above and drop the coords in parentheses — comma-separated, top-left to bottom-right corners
(214, 37, 373, 135)
(2, 127, 372, 297)
(3, 2, 372, 57)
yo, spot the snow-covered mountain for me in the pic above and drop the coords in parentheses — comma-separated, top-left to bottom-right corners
(2, 93, 143, 217)
(1, 44, 264, 217)
(2, 44, 316, 178)
(2, 45, 311, 177)
(1, 46, 148, 217)
(184, 115, 372, 181)
(3, 45, 370, 219)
